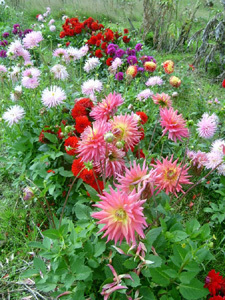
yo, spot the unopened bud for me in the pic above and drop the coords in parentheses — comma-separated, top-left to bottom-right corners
(116, 141, 124, 149)
(65, 125, 73, 133)
(187, 120, 194, 126)
(23, 186, 34, 201)
(172, 92, 178, 98)
(104, 132, 114, 143)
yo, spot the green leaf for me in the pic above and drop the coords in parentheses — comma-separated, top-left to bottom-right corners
(125, 272, 140, 287)
(21, 268, 39, 279)
(200, 223, 210, 239)
(76, 265, 92, 281)
(179, 278, 209, 299)
(43, 229, 61, 240)
(145, 254, 162, 268)
(150, 267, 171, 287)
(123, 258, 137, 270)
(185, 219, 200, 235)
(139, 287, 156, 300)
(43, 132, 58, 144)
(171, 245, 188, 267)
(84, 184, 100, 202)
(74, 203, 91, 220)
(58, 168, 74, 177)
(28, 241, 47, 250)
(33, 257, 46, 275)
(145, 227, 162, 250)
(179, 271, 199, 284)
(94, 241, 106, 257)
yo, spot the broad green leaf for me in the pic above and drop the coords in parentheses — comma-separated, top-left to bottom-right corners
(33, 257, 46, 274)
(179, 278, 209, 299)
(21, 268, 39, 279)
(76, 265, 92, 281)
(185, 219, 200, 235)
(145, 254, 162, 268)
(200, 223, 210, 239)
(139, 287, 156, 300)
(145, 227, 162, 250)
(125, 271, 140, 287)
(171, 230, 188, 242)
(94, 241, 106, 257)
(28, 241, 47, 250)
(58, 168, 74, 177)
(43, 132, 58, 144)
(74, 203, 91, 220)
(150, 267, 171, 287)
(123, 258, 137, 270)
(84, 184, 100, 202)
(43, 229, 61, 240)
(179, 271, 199, 284)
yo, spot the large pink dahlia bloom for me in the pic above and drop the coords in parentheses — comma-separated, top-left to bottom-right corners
(92, 187, 147, 244)
(110, 114, 142, 150)
(90, 92, 124, 121)
(197, 113, 218, 139)
(77, 120, 111, 163)
(160, 107, 189, 143)
(152, 155, 192, 196)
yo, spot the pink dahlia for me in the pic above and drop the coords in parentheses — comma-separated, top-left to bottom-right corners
(152, 155, 192, 196)
(160, 107, 189, 143)
(137, 89, 153, 101)
(23, 31, 43, 49)
(22, 67, 40, 89)
(83, 57, 100, 73)
(204, 151, 223, 169)
(41, 86, 66, 108)
(110, 114, 142, 150)
(95, 145, 126, 178)
(145, 76, 163, 87)
(90, 92, 124, 121)
(197, 113, 218, 139)
(50, 64, 68, 80)
(77, 120, 111, 163)
(81, 79, 103, 101)
(152, 93, 172, 108)
(92, 187, 147, 244)
(116, 160, 156, 194)
(53, 48, 69, 62)
(187, 150, 208, 169)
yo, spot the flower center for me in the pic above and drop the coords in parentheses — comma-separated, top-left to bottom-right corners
(114, 208, 127, 222)
(166, 168, 177, 180)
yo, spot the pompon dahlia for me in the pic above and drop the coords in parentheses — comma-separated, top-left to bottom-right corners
(92, 187, 147, 244)
(41, 86, 66, 108)
(163, 60, 174, 74)
(116, 160, 156, 194)
(197, 113, 218, 139)
(22, 67, 40, 89)
(95, 145, 126, 178)
(110, 114, 142, 150)
(126, 65, 137, 78)
(71, 157, 85, 177)
(204, 269, 224, 296)
(77, 120, 111, 163)
(75, 115, 91, 134)
(90, 92, 124, 121)
(76, 97, 94, 109)
(160, 107, 189, 143)
(152, 93, 172, 108)
(64, 136, 79, 156)
(152, 155, 192, 196)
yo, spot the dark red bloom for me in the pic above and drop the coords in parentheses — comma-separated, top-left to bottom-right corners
(209, 296, 225, 300)
(222, 79, 225, 88)
(75, 116, 91, 134)
(71, 104, 87, 119)
(79, 169, 95, 185)
(106, 57, 113, 66)
(71, 158, 84, 177)
(139, 127, 145, 140)
(101, 42, 107, 50)
(90, 179, 104, 193)
(91, 22, 99, 31)
(96, 40, 101, 47)
(123, 35, 130, 43)
(89, 36, 97, 45)
(64, 136, 79, 156)
(204, 270, 224, 296)
(95, 49, 103, 58)
(124, 28, 129, 34)
(65, 42, 70, 47)
(76, 98, 94, 110)
(74, 25, 82, 34)
(136, 112, 148, 124)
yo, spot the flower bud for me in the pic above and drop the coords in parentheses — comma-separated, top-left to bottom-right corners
(23, 186, 34, 201)
(116, 141, 124, 149)
(172, 92, 178, 97)
(169, 76, 181, 88)
(104, 132, 115, 143)
(65, 125, 73, 133)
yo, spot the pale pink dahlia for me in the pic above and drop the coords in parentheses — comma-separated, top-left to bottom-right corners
(152, 156, 192, 196)
(137, 89, 153, 101)
(110, 114, 142, 150)
(204, 151, 223, 169)
(211, 139, 225, 154)
(77, 120, 111, 163)
(90, 92, 124, 121)
(197, 113, 218, 139)
(152, 93, 172, 108)
(67, 47, 82, 61)
(116, 160, 155, 194)
(187, 150, 208, 169)
(111, 57, 123, 71)
(79, 44, 89, 57)
(95, 145, 126, 178)
(41, 86, 66, 108)
(50, 64, 69, 80)
(83, 57, 100, 73)
(23, 31, 43, 49)
(81, 79, 103, 100)
(145, 76, 163, 87)
(53, 48, 69, 61)
(160, 107, 189, 143)
(22, 67, 40, 89)
(2, 105, 25, 127)
(92, 187, 147, 244)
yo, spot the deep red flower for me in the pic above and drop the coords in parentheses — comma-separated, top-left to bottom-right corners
(71, 103, 87, 119)
(79, 168, 95, 185)
(60, 31, 66, 38)
(114, 31, 121, 39)
(76, 98, 94, 110)
(91, 22, 99, 31)
(64, 136, 79, 156)
(106, 57, 113, 66)
(104, 29, 114, 42)
(123, 35, 130, 43)
(65, 42, 70, 47)
(136, 112, 148, 124)
(75, 115, 91, 134)
(90, 179, 104, 193)
(101, 42, 107, 50)
(96, 40, 101, 47)
(222, 79, 225, 88)
(71, 158, 84, 177)
(209, 296, 225, 300)
(74, 25, 82, 34)
(89, 36, 97, 45)
(204, 269, 224, 296)
(139, 127, 145, 140)
(124, 29, 129, 34)
(95, 49, 103, 58)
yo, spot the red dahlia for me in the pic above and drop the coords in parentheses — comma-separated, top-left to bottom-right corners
(71, 158, 84, 177)
(106, 57, 113, 66)
(71, 104, 87, 119)
(95, 49, 103, 58)
(64, 136, 79, 156)
(75, 116, 91, 134)
(136, 112, 148, 124)
(204, 270, 224, 296)
(123, 35, 130, 43)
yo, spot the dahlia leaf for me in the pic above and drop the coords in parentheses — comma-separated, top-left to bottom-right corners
(179, 278, 209, 299)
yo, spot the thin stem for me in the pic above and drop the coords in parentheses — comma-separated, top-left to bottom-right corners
(150, 135, 164, 155)
(93, 168, 102, 195)
(148, 115, 159, 151)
